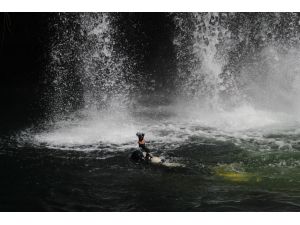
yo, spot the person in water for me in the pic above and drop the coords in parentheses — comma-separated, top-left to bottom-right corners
(136, 132, 152, 160)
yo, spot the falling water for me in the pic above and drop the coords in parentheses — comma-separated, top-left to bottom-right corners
(172, 13, 300, 129)
(47, 13, 138, 116)
(27, 13, 144, 147)
(173, 13, 238, 107)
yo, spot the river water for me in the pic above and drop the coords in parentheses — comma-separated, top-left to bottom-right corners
(2, 103, 300, 211)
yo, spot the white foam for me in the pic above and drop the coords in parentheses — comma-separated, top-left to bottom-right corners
(17, 100, 300, 153)
(33, 109, 139, 147)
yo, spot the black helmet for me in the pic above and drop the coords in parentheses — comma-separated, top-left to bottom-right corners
(136, 132, 145, 137)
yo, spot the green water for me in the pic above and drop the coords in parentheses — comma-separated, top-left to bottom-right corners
(1, 122, 300, 211)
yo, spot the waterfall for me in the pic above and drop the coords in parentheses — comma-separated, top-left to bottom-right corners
(31, 13, 300, 146)
(173, 13, 300, 113)
(47, 13, 137, 119)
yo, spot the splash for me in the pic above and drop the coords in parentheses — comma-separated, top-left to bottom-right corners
(33, 109, 138, 148)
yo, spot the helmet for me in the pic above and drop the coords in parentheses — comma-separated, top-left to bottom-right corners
(136, 132, 145, 137)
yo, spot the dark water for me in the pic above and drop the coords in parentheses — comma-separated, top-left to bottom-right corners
(2, 123, 300, 212)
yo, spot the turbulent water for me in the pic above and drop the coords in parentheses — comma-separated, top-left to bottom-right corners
(1, 12, 300, 211)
